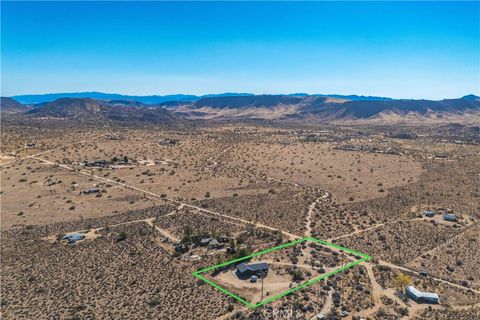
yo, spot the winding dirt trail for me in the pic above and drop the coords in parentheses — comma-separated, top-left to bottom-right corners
(0, 140, 87, 167)
(49, 208, 182, 241)
(327, 217, 427, 242)
(305, 192, 329, 237)
(145, 219, 181, 243)
(378, 260, 480, 294)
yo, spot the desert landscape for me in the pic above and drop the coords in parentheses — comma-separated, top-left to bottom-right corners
(1, 103, 479, 319)
(2, 1, 479, 319)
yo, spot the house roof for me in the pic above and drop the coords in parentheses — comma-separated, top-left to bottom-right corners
(422, 291, 440, 299)
(208, 239, 220, 246)
(443, 214, 458, 221)
(406, 286, 423, 298)
(407, 286, 439, 300)
(62, 233, 85, 242)
(237, 262, 269, 273)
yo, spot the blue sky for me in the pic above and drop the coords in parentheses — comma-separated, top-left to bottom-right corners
(1, 1, 479, 99)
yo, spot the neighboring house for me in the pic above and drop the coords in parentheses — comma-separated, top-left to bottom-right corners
(158, 139, 179, 146)
(82, 188, 101, 195)
(85, 160, 110, 168)
(443, 213, 458, 222)
(406, 286, 439, 304)
(62, 233, 85, 244)
(218, 236, 230, 243)
(423, 210, 435, 217)
(236, 262, 269, 278)
(174, 244, 188, 253)
(199, 237, 213, 246)
(207, 239, 223, 250)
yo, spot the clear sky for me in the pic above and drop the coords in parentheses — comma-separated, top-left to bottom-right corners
(1, 1, 479, 99)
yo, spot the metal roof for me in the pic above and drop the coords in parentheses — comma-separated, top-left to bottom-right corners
(407, 286, 439, 300)
(421, 291, 439, 299)
(62, 233, 85, 242)
(237, 262, 269, 273)
(406, 286, 423, 298)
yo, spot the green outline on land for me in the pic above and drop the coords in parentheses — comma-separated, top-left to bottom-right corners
(192, 236, 371, 309)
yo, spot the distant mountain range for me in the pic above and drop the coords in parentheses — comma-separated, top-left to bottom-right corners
(11, 92, 257, 105)
(178, 94, 480, 123)
(11, 91, 391, 105)
(1, 93, 479, 125)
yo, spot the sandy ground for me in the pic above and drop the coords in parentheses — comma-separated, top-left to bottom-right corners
(223, 142, 422, 203)
(1, 124, 479, 320)
(0, 158, 162, 228)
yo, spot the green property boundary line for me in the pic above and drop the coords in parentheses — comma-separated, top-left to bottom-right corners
(192, 236, 371, 309)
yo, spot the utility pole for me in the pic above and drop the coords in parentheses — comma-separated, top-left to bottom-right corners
(317, 280, 321, 305)
(152, 218, 156, 238)
(340, 254, 345, 302)
(261, 271, 265, 301)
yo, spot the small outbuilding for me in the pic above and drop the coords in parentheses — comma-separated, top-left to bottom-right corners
(406, 286, 439, 304)
(423, 210, 435, 217)
(62, 233, 85, 244)
(207, 239, 223, 250)
(82, 188, 101, 195)
(199, 237, 213, 246)
(174, 243, 188, 253)
(443, 214, 458, 222)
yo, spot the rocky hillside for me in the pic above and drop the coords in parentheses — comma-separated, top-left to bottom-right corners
(173, 94, 480, 124)
(19, 98, 186, 126)
(0, 97, 31, 114)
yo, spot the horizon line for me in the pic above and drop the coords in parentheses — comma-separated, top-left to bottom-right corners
(6, 91, 479, 101)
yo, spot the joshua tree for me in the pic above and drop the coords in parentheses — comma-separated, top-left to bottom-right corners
(393, 273, 411, 293)
(182, 225, 192, 244)
(117, 231, 128, 242)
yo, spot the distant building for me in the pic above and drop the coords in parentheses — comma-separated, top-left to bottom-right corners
(423, 210, 435, 217)
(199, 237, 213, 246)
(434, 153, 448, 159)
(443, 214, 458, 222)
(82, 188, 101, 195)
(85, 160, 110, 168)
(62, 233, 85, 244)
(236, 262, 269, 278)
(207, 239, 223, 250)
(158, 139, 179, 146)
(174, 244, 188, 253)
(406, 286, 439, 304)
(218, 236, 230, 243)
